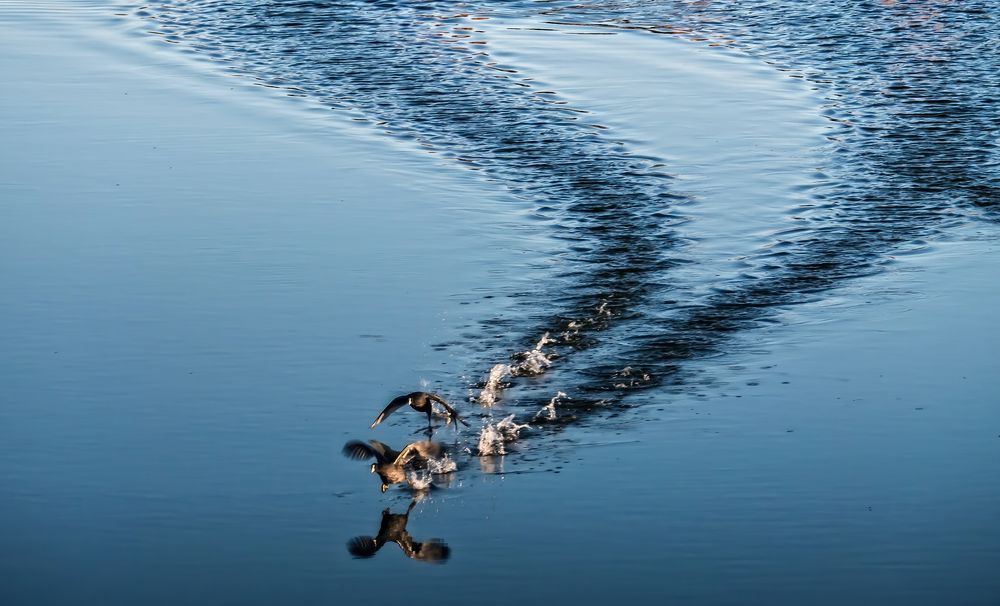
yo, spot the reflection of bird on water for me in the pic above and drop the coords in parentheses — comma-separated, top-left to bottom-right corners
(370, 391, 469, 430)
(342, 439, 448, 492)
(347, 500, 450, 563)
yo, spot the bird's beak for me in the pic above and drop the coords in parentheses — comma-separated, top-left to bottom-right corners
(381, 483, 389, 493)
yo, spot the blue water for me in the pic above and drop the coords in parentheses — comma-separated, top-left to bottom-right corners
(2, 1, 998, 604)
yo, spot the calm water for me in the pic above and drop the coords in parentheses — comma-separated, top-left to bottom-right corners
(2, 0, 998, 604)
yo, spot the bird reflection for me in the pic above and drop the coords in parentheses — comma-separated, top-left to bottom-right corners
(347, 500, 451, 563)
(342, 439, 451, 492)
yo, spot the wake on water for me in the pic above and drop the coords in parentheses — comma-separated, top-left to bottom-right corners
(126, 0, 999, 480)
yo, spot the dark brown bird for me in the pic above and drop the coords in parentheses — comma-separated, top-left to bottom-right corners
(342, 439, 447, 492)
(346, 500, 450, 563)
(370, 391, 469, 429)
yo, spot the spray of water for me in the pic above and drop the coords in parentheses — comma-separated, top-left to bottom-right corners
(535, 391, 568, 422)
(477, 414, 532, 456)
(511, 333, 556, 377)
(405, 453, 457, 490)
(478, 363, 512, 407)
(427, 454, 458, 475)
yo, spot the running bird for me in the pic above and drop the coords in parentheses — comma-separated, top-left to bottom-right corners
(370, 391, 469, 429)
(342, 439, 447, 492)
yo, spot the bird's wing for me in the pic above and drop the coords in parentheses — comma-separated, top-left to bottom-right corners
(395, 440, 442, 465)
(395, 442, 420, 465)
(367, 439, 400, 463)
(428, 394, 469, 427)
(371, 395, 410, 428)
(342, 440, 391, 464)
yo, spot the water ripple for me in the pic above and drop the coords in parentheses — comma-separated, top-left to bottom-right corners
(125, 0, 999, 431)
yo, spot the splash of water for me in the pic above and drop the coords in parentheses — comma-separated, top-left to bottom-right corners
(406, 471, 434, 491)
(511, 333, 556, 377)
(477, 424, 506, 456)
(477, 414, 531, 455)
(427, 454, 458, 475)
(406, 453, 457, 490)
(535, 391, 568, 422)
(478, 363, 512, 407)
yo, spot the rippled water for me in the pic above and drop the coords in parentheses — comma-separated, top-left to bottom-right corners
(3, 0, 999, 603)
(124, 0, 998, 417)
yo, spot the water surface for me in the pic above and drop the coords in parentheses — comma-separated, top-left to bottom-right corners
(2, 1, 998, 604)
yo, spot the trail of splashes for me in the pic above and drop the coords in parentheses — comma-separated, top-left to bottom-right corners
(471, 331, 569, 455)
(473, 331, 558, 409)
